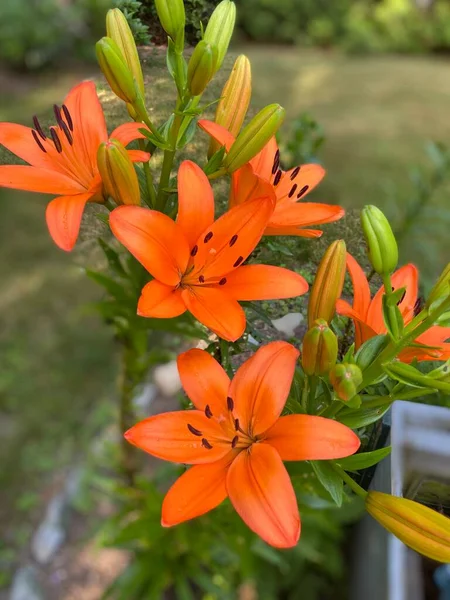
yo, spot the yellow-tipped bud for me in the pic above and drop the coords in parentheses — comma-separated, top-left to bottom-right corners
(97, 139, 141, 206)
(154, 0, 185, 45)
(361, 205, 398, 276)
(106, 9, 145, 98)
(302, 319, 338, 376)
(366, 492, 450, 563)
(187, 40, 216, 96)
(203, 0, 236, 73)
(209, 54, 251, 158)
(308, 240, 346, 327)
(96, 37, 137, 104)
(329, 363, 362, 402)
(427, 262, 450, 308)
(224, 104, 285, 172)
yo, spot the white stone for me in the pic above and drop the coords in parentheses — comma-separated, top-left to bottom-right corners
(153, 361, 182, 397)
(9, 566, 44, 600)
(31, 495, 67, 564)
(271, 312, 303, 337)
(132, 383, 157, 416)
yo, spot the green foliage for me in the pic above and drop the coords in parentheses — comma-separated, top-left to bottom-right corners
(113, 0, 151, 44)
(0, 0, 111, 71)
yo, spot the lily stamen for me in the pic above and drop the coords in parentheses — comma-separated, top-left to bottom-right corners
(31, 130, 46, 153)
(32, 116, 46, 140)
(50, 127, 63, 153)
(201, 438, 213, 449)
(187, 423, 203, 436)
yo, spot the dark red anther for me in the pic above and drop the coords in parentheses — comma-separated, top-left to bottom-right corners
(272, 149, 280, 175)
(62, 104, 73, 131)
(199, 275, 205, 283)
(204, 231, 213, 243)
(414, 297, 423, 316)
(227, 396, 234, 411)
(50, 128, 62, 153)
(202, 438, 213, 449)
(273, 169, 282, 186)
(234, 418, 239, 431)
(32, 116, 46, 140)
(187, 423, 203, 436)
(297, 185, 309, 199)
(191, 245, 198, 257)
(231, 435, 239, 448)
(59, 120, 73, 145)
(233, 256, 243, 268)
(229, 234, 238, 247)
(53, 104, 62, 125)
(290, 166, 300, 180)
(397, 290, 406, 306)
(31, 130, 46, 153)
(205, 405, 213, 419)
(219, 278, 227, 285)
(288, 183, 297, 198)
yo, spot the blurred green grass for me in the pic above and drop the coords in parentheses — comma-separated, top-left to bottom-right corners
(0, 45, 449, 580)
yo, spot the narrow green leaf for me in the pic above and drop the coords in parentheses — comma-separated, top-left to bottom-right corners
(310, 460, 343, 507)
(338, 404, 391, 429)
(336, 446, 391, 471)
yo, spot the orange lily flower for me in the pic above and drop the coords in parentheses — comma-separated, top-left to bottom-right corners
(199, 120, 344, 238)
(337, 253, 450, 362)
(0, 81, 150, 251)
(110, 160, 308, 341)
(125, 342, 361, 547)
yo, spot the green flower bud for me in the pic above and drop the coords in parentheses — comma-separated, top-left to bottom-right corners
(361, 205, 398, 275)
(427, 262, 450, 308)
(97, 139, 141, 206)
(329, 363, 363, 402)
(384, 362, 450, 393)
(224, 104, 285, 172)
(154, 0, 185, 45)
(302, 319, 338, 376)
(106, 9, 145, 97)
(203, 0, 236, 73)
(96, 37, 137, 104)
(187, 41, 216, 96)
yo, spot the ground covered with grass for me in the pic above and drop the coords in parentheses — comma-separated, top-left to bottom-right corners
(0, 45, 449, 588)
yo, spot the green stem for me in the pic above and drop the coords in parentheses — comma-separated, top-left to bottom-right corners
(331, 463, 368, 500)
(138, 139, 156, 208)
(177, 96, 200, 144)
(220, 339, 233, 377)
(301, 376, 309, 413)
(119, 343, 137, 486)
(308, 375, 318, 414)
(382, 272, 400, 340)
(155, 112, 183, 211)
(207, 167, 227, 180)
(359, 294, 450, 391)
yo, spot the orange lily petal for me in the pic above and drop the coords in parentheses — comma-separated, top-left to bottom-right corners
(109, 206, 190, 286)
(198, 120, 235, 152)
(226, 443, 300, 548)
(225, 264, 308, 300)
(64, 81, 107, 173)
(176, 161, 215, 249)
(336, 298, 378, 348)
(0, 122, 55, 169)
(162, 456, 231, 526)
(230, 164, 276, 208)
(124, 410, 232, 464)
(275, 164, 325, 203)
(191, 195, 275, 280)
(264, 225, 323, 238)
(0, 165, 85, 195)
(127, 149, 150, 163)
(271, 203, 345, 227)
(264, 415, 360, 461)
(181, 286, 246, 342)
(45, 192, 93, 251)
(368, 264, 418, 332)
(110, 122, 150, 146)
(230, 341, 299, 436)
(177, 348, 230, 414)
(137, 280, 186, 318)
(345, 253, 372, 319)
(399, 327, 450, 362)
(249, 137, 279, 179)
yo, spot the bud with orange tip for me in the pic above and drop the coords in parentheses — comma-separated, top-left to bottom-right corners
(97, 139, 141, 206)
(308, 240, 346, 327)
(366, 492, 450, 563)
(302, 319, 338, 376)
(329, 363, 362, 402)
(208, 55, 251, 158)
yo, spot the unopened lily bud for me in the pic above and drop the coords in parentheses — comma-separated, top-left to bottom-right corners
(366, 492, 450, 563)
(209, 55, 251, 158)
(154, 0, 185, 45)
(203, 0, 236, 73)
(97, 139, 141, 206)
(329, 363, 363, 402)
(224, 104, 285, 172)
(308, 240, 346, 327)
(187, 41, 216, 96)
(361, 205, 398, 275)
(302, 319, 338, 376)
(106, 9, 145, 98)
(96, 37, 137, 104)
(427, 262, 450, 308)
(384, 362, 450, 393)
